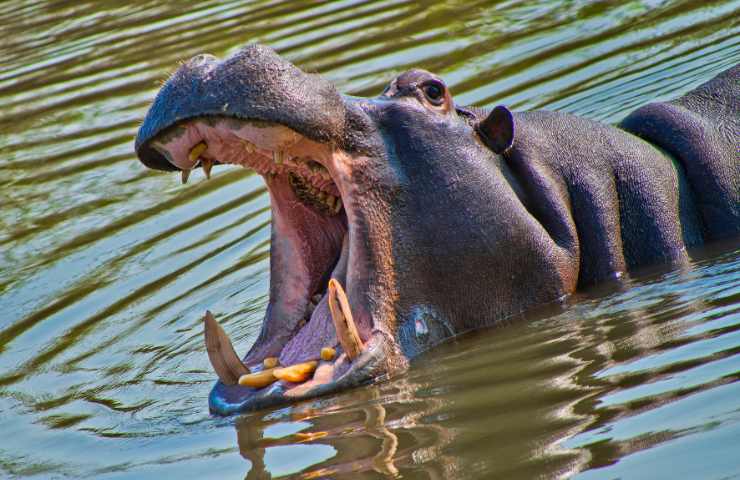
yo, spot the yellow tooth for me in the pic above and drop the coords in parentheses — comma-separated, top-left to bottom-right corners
(181, 169, 191, 184)
(333, 197, 343, 214)
(273, 361, 318, 383)
(273, 151, 284, 165)
(326, 196, 336, 210)
(263, 357, 279, 369)
(241, 140, 255, 154)
(188, 141, 207, 163)
(238, 368, 278, 388)
(204, 311, 250, 385)
(327, 279, 363, 360)
(201, 158, 213, 179)
(320, 347, 336, 361)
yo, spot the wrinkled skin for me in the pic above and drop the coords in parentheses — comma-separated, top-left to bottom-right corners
(135, 44, 739, 415)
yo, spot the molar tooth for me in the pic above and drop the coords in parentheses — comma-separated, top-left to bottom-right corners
(181, 169, 191, 184)
(238, 368, 277, 388)
(201, 158, 213, 179)
(188, 141, 207, 163)
(327, 279, 363, 360)
(273, 361, 318, 383)
(204, 311, 250, 385)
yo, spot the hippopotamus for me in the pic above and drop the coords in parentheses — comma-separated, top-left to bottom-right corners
(135, 44, 739, 415)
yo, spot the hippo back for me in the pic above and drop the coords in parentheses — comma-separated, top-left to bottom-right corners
(619, 65, 740, 241)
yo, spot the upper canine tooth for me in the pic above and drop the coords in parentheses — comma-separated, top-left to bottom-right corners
(201, 158, 213, 179)
(181, 169, 191, 184)
(188, 141, 207, 163)
(204, 311, 250, 385)
(327, 279, 363, 360)
(333, 197, 343, 214)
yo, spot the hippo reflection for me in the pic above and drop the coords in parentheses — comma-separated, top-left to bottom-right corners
(135, 44, 739, 415)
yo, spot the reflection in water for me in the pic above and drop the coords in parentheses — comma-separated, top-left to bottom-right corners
(0, 0, 739, 478)
(233, 248, 740, 478)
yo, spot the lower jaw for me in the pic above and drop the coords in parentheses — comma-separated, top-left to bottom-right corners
(209, 330, 392, 415)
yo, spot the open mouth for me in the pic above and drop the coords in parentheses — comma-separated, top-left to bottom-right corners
(148, 115, 376, 404)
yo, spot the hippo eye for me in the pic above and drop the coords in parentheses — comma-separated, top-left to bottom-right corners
(421, 81, 445, 106)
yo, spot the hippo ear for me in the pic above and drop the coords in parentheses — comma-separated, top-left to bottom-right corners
(477, 105, 514, 154)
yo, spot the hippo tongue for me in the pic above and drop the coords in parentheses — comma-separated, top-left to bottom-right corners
(279, 296, 336, 365)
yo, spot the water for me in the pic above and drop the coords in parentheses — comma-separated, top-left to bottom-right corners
(0, 1, 738, 478)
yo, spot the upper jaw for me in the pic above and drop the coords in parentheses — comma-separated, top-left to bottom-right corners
(134, 43, 348, 172)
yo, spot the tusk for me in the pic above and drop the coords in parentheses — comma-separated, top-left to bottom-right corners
(201, 158, 213, 179)
(327, 279, 363, 360)
(273, 361, 318, 383)
(188, 141, 207, 163)
(181, 169, 191, 184)
(204, 311, 249, 385)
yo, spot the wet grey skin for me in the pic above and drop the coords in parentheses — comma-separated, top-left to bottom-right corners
(135, 44, 740, 415)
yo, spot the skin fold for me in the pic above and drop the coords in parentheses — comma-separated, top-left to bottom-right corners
(135, 45, 739, 414)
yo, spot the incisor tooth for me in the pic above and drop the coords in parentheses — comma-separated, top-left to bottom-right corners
(320, 347, 336, 361)
(327, 279, 363, 360)
(204, 311, 250, 385)
(273, 151, 285, 165)
(273, 361, 318, 383)
(238, 368, 278, 388)
(201, 158, 213, 179)
(181, 169, 191, 184)
(242, 140, 255, 154)
(188, 141, 207, 163)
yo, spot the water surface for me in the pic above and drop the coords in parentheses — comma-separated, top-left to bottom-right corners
(1, 1, 739, 478)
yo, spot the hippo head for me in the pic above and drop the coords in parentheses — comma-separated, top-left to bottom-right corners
(136, 44, 572, 415)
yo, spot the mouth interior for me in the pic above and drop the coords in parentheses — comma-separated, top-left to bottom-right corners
(150, 116, 363, 390)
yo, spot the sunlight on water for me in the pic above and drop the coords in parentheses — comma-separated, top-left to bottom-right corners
(0, 0, 738, 478)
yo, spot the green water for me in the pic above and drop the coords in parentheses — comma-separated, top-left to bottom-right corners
(1, 1, 739, 478)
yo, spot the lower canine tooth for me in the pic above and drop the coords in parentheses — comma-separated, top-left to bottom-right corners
(273, 361, 318, 383)
(327, 279, 363, 360)
(204, 311, 250, 385)
(181, 169, 191, 184)
(238, 368, 278, 388)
